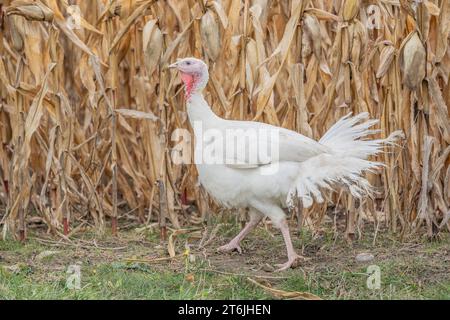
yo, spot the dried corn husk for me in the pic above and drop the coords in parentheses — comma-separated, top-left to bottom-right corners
(342, 0, 360, 21)
(400, 32, 426, 89)
(376, 45, 395, 78)
(6, 1, 54, 22)
(143, 19, 163, 76)
(303, 14, 321, 59)
(200, 10, 221, 61)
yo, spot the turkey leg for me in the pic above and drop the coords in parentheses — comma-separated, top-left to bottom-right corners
(275, 218, 304, 272)
(217, 210, 263, 254)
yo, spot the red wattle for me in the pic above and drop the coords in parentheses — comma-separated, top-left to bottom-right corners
(180, 72, 195, 98)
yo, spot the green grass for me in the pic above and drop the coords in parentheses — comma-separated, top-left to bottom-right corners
(0, 259, 269, 299)
(278, 261, 450, 300)
(0, 227, 449, 300)
(1, 257, 448, 299)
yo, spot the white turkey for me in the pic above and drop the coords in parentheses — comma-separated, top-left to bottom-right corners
(169, 57, 401, 271)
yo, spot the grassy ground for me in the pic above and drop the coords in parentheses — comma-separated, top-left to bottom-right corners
(0, 217, 449, 300)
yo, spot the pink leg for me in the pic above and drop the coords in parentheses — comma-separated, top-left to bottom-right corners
(275, 218, 303, 272)
(217, 210, 263, 254)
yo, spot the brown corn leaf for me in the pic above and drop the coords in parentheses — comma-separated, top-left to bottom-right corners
(247, 278, 322, 300)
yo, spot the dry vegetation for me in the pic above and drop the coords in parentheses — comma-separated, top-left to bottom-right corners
(0, 0, 449, 242)
(1, 225, 449, 299)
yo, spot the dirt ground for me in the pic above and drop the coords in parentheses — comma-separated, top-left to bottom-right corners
(1, 214, 449, 300)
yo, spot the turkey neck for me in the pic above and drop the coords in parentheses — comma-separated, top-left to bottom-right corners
(186, 92, 221, 126)
(186, 92, 222, 165)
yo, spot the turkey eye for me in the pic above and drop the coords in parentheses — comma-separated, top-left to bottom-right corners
(186, 61, 191, 65)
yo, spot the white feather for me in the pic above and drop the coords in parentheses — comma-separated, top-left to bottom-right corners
(186, 82, 402, 223)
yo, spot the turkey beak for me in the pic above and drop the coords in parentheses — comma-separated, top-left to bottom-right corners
(168, 62, 179, 69)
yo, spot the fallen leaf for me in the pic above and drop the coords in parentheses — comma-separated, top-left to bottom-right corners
(246, 277, 322, 300)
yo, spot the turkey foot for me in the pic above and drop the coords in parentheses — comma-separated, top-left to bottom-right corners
(274, 218, 307, 272)
(217, 211, 263, 255)
(275, 254, 305, 272)
(217, 241, 242, 254)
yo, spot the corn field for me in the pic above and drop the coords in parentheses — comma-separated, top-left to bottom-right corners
(0, 0, 448, 242)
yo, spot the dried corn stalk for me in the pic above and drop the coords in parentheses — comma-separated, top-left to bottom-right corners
(0, 0, 447, 241)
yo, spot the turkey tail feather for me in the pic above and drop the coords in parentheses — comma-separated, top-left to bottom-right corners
(287, 113, 403, 208)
